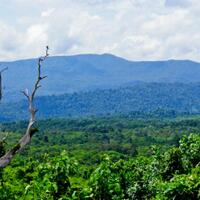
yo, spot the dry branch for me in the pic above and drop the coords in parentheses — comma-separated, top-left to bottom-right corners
(0, 46, 49, 168)
(0, 67, 8, 100)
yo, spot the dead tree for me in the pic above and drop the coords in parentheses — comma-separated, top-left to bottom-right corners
(0, 67, 8, 101)
(0, 46, 49, 168)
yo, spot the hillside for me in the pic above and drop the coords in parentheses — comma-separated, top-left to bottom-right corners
(1, 82, 200, 121)
(2, 54, 200, 101)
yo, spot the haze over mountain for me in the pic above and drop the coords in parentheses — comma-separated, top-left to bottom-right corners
(2, 53, 200, 102)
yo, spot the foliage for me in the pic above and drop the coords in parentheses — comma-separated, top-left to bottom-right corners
(0, 116, 200, 199)
(2, 83, 200, 120)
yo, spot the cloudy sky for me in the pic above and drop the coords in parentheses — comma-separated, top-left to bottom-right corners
(0, 0, 200, 61)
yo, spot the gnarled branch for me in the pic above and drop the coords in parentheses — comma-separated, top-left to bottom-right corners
(0, 46, 49, 168)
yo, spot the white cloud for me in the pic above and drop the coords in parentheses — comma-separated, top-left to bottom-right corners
(0, 22, 21, 60)
(41, 8, 55, 17)
(0, 0, 200, 61)
(165, 0, 190, 7)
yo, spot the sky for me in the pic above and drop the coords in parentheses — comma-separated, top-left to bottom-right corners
(0, 0, 200, 61)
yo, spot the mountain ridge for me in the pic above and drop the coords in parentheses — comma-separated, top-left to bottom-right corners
(1, 53, 198, 64)
(1, 53, 200, 102)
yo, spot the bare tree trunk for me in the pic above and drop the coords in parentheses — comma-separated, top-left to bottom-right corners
(0, 47, 49, 168)
(0, 67, 8, 101)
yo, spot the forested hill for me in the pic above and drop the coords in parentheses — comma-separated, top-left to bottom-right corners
(2, 54, 200, 101)
(1, 82, 200, 121)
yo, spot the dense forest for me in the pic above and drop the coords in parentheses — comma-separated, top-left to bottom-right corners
(0, 115, 200, 199)
(2, 82, 200, 121)
(1, 0, 200, 199)
(1, 47, 200, 199)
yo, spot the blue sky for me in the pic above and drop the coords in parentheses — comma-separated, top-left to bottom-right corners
(0, 0, 199, 61)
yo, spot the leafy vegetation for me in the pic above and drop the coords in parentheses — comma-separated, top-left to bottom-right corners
(1, 82, 200, 121)
(0, 116, 200, 199)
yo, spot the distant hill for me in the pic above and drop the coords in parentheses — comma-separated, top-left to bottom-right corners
(2, 54, 200, 101)
(1, 82, 200, 121)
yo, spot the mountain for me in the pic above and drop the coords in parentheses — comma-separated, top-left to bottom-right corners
(1, 82, 200, 121)
(1, 53, 200, 102)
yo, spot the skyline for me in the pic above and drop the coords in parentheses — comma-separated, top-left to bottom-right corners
(0, 0, 200, 61)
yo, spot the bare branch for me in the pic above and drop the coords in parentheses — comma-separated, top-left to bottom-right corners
(21, 89, 30, 100)
(0, 67, 8, 101)
(0, 46, 49, 168)
(0, 67, 8, 74)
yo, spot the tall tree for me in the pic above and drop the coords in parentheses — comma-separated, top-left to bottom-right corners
(0, 46, 49, 168)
